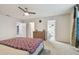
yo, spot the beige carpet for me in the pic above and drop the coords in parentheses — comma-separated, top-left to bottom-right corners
(41, 40, 79, 55)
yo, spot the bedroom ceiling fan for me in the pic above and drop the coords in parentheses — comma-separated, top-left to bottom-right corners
(18, 6, 36, 16)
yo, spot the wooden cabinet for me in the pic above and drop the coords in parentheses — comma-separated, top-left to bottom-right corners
(33, 31, 45, 40)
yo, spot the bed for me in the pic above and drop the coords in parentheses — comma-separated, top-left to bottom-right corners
(0, 37, 44, 55)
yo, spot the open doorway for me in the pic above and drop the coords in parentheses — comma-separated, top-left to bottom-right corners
(28, 22, 35, 38)
(47, 20, 56, 42)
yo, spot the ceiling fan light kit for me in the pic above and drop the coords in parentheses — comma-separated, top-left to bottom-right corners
(24, 12, 29, 16)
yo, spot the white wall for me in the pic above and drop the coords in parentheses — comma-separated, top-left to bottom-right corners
(0, 15, 19, 40)
(54, 14, 71, 43)
(24, 13, 71, 43)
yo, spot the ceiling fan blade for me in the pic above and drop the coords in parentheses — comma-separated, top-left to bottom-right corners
(18, 7, 26, 12)
(25, 8, 28, 10)
(18, 7, 36, 15)
(28, 12, 36, 14)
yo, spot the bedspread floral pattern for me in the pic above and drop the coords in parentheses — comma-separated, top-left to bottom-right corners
(0, 37, 43, 54)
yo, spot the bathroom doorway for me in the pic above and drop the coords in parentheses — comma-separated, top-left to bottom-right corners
(47, 20, 56, 42)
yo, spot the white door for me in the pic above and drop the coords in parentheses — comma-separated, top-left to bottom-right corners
(47, 20, 56, 42)
(16, 22, 26, 37)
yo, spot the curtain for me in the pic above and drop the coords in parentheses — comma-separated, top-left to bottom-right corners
(72, 4, 79, 47)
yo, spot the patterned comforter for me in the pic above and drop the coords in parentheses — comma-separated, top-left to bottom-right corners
(0, 37, 43, 54)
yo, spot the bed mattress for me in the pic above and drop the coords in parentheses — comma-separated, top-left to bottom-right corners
(0, 37, 43, 54)
(0, 42, 43, 55)
(0, 37, 43, 55)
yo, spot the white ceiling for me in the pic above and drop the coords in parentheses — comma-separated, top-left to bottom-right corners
(0, 4, 74, 20)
